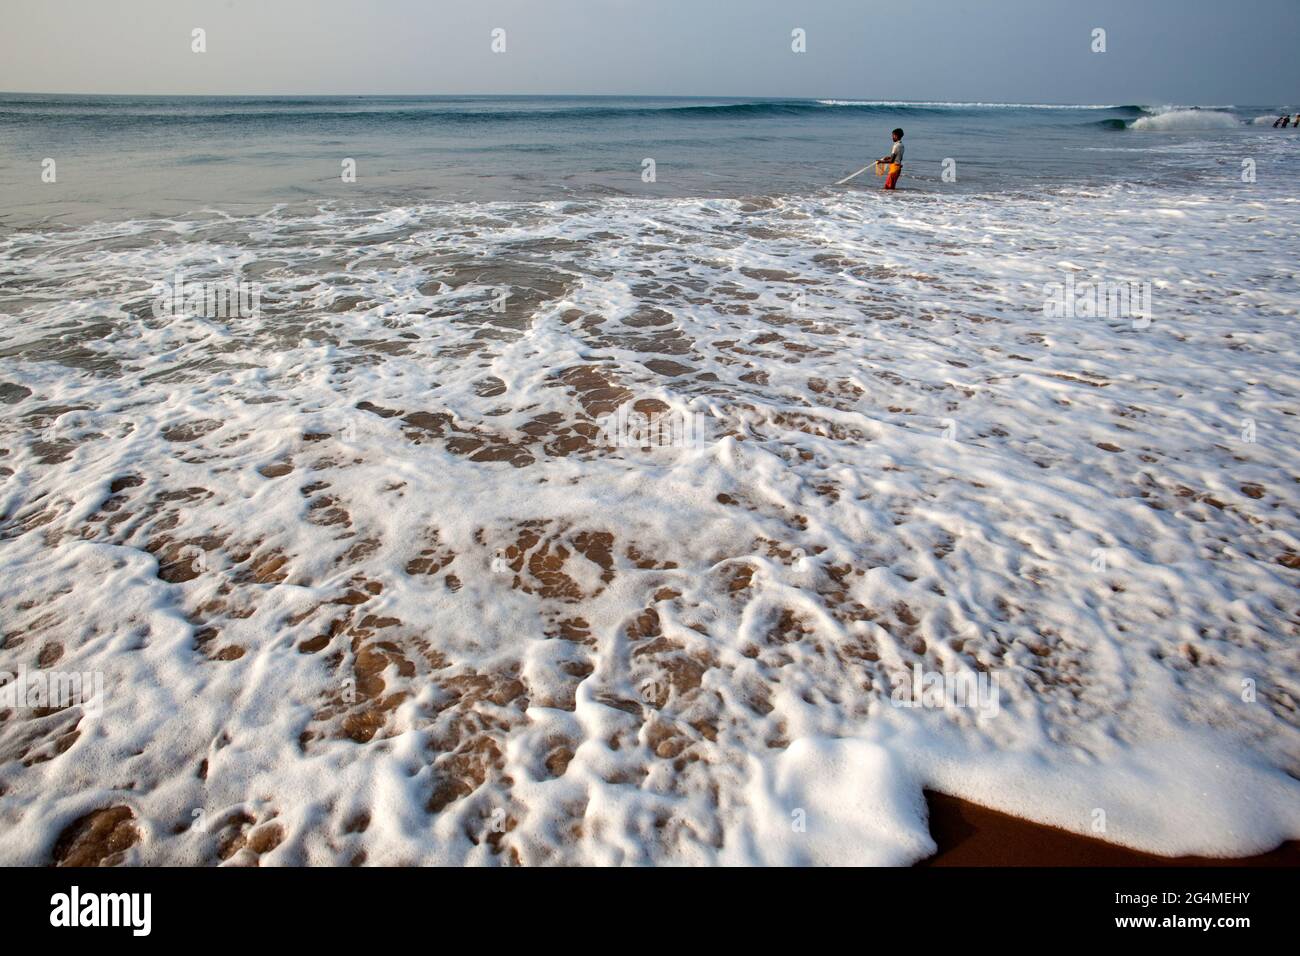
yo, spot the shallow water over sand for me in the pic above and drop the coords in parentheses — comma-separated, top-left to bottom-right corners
(2, 172, 1298, 864)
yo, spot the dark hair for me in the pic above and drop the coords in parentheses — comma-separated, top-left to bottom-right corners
(892, 128, 904, 138)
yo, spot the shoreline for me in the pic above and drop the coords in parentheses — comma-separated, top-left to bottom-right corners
(921, 791, 1300, 867)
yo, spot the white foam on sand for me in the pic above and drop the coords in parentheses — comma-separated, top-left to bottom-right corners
(0, 174, 1298, 865)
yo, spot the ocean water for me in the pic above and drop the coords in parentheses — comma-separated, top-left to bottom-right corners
(2, 94, 1297, 216)
(1, 96, 1299, 865)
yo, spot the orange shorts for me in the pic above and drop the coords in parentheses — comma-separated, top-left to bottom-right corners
(884, 164, 901, 189)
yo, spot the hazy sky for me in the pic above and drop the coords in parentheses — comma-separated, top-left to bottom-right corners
(1, 0, 1296, 103)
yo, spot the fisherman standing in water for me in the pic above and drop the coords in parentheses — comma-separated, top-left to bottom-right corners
(879, 128, 904, 190)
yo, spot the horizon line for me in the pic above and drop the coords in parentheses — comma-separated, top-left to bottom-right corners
(0, 91, 1283, 109)
(0, 89, 1156, 107)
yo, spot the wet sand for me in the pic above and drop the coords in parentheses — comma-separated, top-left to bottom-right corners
(921, 791, 1300, 867)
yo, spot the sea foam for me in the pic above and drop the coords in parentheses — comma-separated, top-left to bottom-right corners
(1, 176, 1298, 865)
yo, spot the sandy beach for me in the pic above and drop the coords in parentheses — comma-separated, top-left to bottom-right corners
(922, 792, 1300, 866)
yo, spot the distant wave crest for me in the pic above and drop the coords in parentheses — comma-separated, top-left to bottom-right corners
(0, 97, 1152, 128)
(816, 100, 1135, 111)
(1096, 106, 1257, 131)
(1129, 108, 1241, 131)
(0, 97, 1268, 131)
